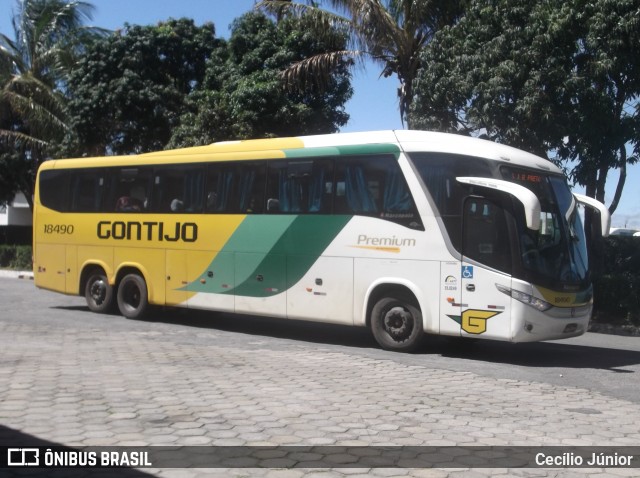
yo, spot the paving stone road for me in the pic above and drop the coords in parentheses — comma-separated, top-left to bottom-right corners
(1, 277, 639, 477)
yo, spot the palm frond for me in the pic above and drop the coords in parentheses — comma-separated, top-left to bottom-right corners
(6, 0, 105, 81)
(323, 0, 403, 50)
(257, 0, 367, 52)
(2, 74, 69, 139)
(0, 34, 25, 75)
(5, 72, 66, 114)
(0, 128, 49, 151)
(3, 94, 68, 138)
(281, 49, 363, 91)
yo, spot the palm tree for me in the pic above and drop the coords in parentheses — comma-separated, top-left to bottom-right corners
(0, 0, 103, 209)
(257, 0, 466, 127)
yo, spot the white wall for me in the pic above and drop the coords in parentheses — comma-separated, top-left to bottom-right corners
(0, 192, 32, 226)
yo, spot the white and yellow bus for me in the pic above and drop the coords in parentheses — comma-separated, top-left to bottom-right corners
(33, 130, 610, 352)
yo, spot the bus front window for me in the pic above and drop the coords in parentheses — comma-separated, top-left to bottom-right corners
(503, 167, 589, 289)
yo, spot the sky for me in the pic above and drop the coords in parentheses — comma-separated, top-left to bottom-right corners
(1, 0, 638, 228)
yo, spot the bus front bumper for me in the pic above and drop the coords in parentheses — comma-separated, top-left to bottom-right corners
(511, 301, 592, 342)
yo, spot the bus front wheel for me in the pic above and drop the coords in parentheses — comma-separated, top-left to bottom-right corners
(85, 271, 114, 313)
(117, 273, 149, 319)
(371, 295, 424, 352)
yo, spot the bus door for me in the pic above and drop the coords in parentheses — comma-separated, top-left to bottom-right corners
(459, 196, 513, 340)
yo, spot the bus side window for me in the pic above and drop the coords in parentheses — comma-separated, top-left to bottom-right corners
(205, 163, 232, 213)
(235, 163, 266, 214)
(335, 155, 421, 228)
(112, 167, 153, 212)
(153, 165, 205, 213)
(70, 170, 106, 212)
(205, 162, 265, 214)
(39, 169, 71, 212)
(335, 158, 377, 214)
(266, 158, 334, 214)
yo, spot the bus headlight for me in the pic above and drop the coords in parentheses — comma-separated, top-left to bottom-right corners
(495, 284, 552, 312)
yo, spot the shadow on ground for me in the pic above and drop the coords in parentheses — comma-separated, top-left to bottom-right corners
(53, 303, 640, 372)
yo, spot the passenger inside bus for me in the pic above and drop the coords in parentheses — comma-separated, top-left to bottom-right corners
(115, 185, 146, 211)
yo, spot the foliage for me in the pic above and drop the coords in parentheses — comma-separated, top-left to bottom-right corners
(592, 237, 640, 326)
(169, 11, 352, 148)
(0, 0, 104, 208)
(65, 18, 221, 156)
(0, 244, 32, 270)
(66, 12, 353, 154)
(0, 152, 31, 206)
(229, 11, 352, 138)
(411, 0, 640, 212)
(257, 0, 466, 126)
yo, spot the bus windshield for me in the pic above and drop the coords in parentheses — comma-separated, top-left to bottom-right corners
(502, 167, 589, 288)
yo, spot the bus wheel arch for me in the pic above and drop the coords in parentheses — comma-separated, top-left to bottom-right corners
(367, 284, 425, 353)
(116, 267, 150, 319)
(81, 265, 114, 313)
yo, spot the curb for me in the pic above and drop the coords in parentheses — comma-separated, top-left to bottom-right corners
(0, 269, 34, 280)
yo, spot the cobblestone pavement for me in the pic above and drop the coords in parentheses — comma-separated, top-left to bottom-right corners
(1, 277, 639, 477)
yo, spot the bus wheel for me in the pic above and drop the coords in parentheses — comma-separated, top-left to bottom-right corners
(117, 273, 149, 319)
(85, 271, 114, 313)
(371, 295, 424, 352)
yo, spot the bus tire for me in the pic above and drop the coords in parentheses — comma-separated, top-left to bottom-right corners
(117, 273, 149, 319)
(370, 295, 424, 352)
(84, 271, 114, 313)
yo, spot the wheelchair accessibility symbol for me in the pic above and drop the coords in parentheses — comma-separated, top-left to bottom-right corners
(462, 266, 474, 279)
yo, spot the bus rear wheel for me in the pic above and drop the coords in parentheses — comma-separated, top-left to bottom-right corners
(117, 273, 149, 319)
(371, 295, 424, 352)
(85, 271, 114, 313)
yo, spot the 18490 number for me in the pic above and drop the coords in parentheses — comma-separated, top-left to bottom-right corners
(44, 224, 74, 234)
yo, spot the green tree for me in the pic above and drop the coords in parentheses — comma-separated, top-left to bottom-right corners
(169, 11, 352, 147)
(411, 0, 640, 213)
(0, 0, 102, 208)
(66, 12, 351, 154)
(257, 0, 466, 126)
(65, 19, 222, 156)
(560, 0, 640, 212)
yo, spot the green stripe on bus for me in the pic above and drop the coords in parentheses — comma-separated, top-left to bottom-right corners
(282, 143, 400, 158)
(231, 215, 351, 297)
(184, 215, 295, 294)
(184, 215, 351, 297)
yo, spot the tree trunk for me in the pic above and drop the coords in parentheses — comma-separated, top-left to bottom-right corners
(607, 145, 627, 215)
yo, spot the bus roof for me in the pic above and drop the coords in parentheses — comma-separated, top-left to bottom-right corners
(39, 130, 561, 174)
